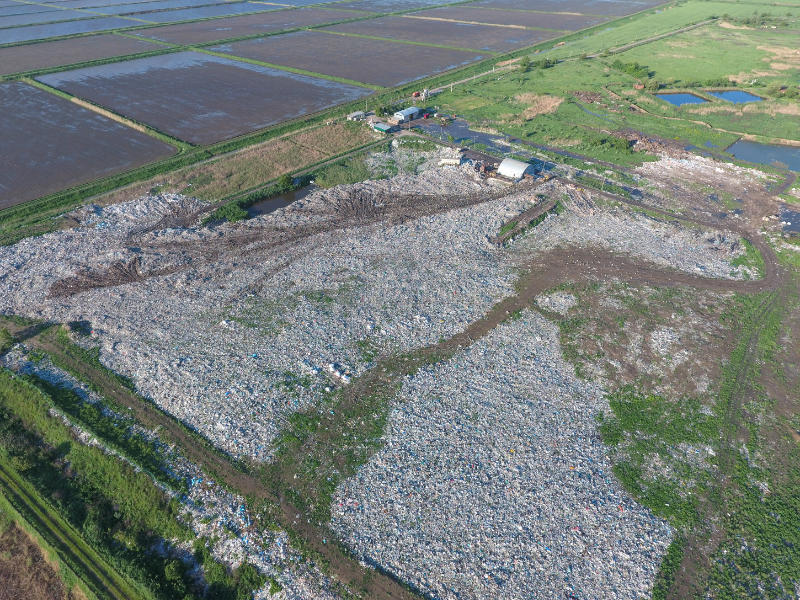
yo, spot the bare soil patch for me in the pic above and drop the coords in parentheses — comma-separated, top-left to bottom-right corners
(514, 92, 563, 118)
(0, 522, 68, 600)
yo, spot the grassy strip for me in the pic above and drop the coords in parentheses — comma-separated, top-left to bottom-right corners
(24, 78, 190, 149)
(0, 367, 266, 600)
(573, 172, 633, 199)
(0, 444, 142, 600)
(38, 325, 251, 476)
(0, 483, 97, 600)
(24, 373, 185, 490)
(732, 238, 766, 280)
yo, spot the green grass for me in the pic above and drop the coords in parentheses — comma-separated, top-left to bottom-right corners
(596, 290, 800, 597)
(732, 238, 766, 279)
(313, 153, 376, 188)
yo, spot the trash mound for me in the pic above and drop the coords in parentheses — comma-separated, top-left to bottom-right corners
(332, 309, 672, 600)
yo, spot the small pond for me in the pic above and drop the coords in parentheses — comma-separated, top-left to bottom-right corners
(248, 184, 317, 217)
(780, 205, 800, 234)
(655, 92, 708, 106)
(707, 90, 763, 103)
(726, 140, 800, 172)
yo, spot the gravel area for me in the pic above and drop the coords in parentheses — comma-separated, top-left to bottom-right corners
(331, 309, 673, 600)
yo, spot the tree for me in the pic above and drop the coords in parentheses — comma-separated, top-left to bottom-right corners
(518, 56, 531, 73)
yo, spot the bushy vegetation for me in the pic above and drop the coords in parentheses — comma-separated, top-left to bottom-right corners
(610, 59, 653, 80)
(0, 328, 13, 354)
(313, 154, 375, 188)
(205, 173, 302, 224)
(0, 369, 266, 600)
(25, 374, 183, 490)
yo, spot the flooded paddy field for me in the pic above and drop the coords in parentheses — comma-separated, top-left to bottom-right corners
(126, 2, 275, 23)
(411, 6, 608, 30)
(0, 81, 175, 208)
(325, 15, 553, 51)
(0, 34, 161, 76)
(0, 16, 135, 44)
(320, 0, 461, 10)
(212, 30, 484, 87)
(472, 0, 666, 16)
(37, 51, 371, 144)
(91, 0, 237, 13)
(0, 4, 59, 17)
(0, 8, 88, 28)
(131, 7, 364, 44)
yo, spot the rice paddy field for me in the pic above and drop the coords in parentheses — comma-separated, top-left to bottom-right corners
(1, 0, 673, 208)
(210, 30, 485, 87)
(36, 51, 372, 144)
(0, 81, 175, 207)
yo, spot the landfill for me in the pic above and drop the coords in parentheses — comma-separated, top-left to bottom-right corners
(331, 309, 673, 600)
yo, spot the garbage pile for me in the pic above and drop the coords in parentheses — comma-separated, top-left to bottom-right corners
(331, 309, 673, 600)
(521, 184, 753, 279)
(0, 168, 532, 460)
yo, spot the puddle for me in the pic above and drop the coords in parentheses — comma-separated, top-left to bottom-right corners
(707, 90, 763, 104)
(656, 92, 708, 106)
(726, 140, 800, 172)
(780, 205, 800, 234)
(248, 184, 317, 217)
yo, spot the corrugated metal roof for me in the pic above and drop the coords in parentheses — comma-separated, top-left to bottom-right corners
(393, 106, 420, 119)
(497, 158, 531, 180)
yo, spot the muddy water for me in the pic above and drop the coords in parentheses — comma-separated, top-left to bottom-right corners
(726, 140, 800, 172)
(247, 184, 317, 217)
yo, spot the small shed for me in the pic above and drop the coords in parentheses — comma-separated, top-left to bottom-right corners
(347, 110, 366, 121)
(497, 158, 532, 181)
(373, 122, 393, 134)
(393, 106, 420, 123)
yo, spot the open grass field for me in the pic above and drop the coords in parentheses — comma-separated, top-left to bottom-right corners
(326, 15, 553, 51)
(100, 121, 379, 203)
(0, 81, 175, 208)
(37, 51, 371, 144)
(0, 34, 161, 77)
(212, 30, 485, 87)
(130, 7, 366, 44)
(410, 6, 608, 29)
(614, 18, 800, 84)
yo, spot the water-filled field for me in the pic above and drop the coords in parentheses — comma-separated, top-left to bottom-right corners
(325, 15, 553, 51)
(131, 7, 364, 44)
(0, 34, 160, 76)
(37, 51, 371, 144)
(211, 30, 485, 87)
(0, 81, 175, 208)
